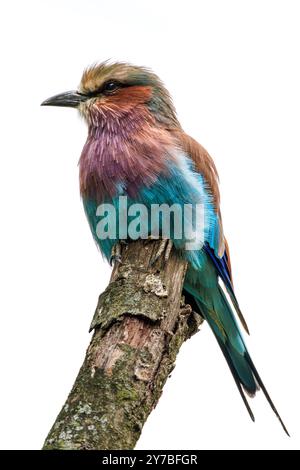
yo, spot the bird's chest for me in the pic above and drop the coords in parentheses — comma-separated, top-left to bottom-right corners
(79, 128, 175, 259)
(79, 126, 171, 202)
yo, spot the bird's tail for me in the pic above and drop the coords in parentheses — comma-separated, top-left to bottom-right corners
(191, 286, 289, 435)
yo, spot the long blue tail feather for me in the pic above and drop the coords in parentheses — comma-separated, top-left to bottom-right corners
(184, 265, 289, 435)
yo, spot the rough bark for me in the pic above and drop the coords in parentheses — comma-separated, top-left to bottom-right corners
(43, 240, 203, 450)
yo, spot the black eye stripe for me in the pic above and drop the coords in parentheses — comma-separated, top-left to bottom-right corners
(85, 80, 125, 97)
(103, 81, 119, 92)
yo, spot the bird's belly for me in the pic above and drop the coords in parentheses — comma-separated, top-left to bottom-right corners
(82, 159, 218, 269)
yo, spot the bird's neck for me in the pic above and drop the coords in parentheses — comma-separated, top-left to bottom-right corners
(79, 105, 176, 202)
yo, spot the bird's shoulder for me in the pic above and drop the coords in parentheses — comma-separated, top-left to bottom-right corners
(171, 130, 220, 209)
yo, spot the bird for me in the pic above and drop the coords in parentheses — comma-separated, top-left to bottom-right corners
(41, 60, 288, 435)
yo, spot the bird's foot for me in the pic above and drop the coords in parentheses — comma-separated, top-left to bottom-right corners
(148, 238, 173, 266)
(110, 240, 127, 266)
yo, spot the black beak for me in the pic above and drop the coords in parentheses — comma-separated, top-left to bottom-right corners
(41, 90, 88, 108)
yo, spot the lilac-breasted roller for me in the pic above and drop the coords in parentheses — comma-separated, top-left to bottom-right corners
(42, 61, 288, 434)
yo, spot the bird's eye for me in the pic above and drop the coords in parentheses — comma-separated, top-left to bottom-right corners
(103, 81, 120, 93)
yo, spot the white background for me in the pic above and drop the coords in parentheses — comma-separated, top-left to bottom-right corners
(0, 0, 299, 450)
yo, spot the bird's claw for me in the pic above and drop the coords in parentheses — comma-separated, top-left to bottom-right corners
(110, 254, 122, 266)
(110, 242, 123, 266)
(150, 238, 173, 266)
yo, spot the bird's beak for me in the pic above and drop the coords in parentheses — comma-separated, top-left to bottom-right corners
(41, 90, 88, 108)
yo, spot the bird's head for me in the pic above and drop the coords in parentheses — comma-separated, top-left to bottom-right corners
(41, 61, 179, 129)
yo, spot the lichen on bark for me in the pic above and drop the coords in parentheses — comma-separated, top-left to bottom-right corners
(43, 240, 203, 450)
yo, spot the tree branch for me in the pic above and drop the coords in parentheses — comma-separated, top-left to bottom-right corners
(43, 240, 203, 450)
